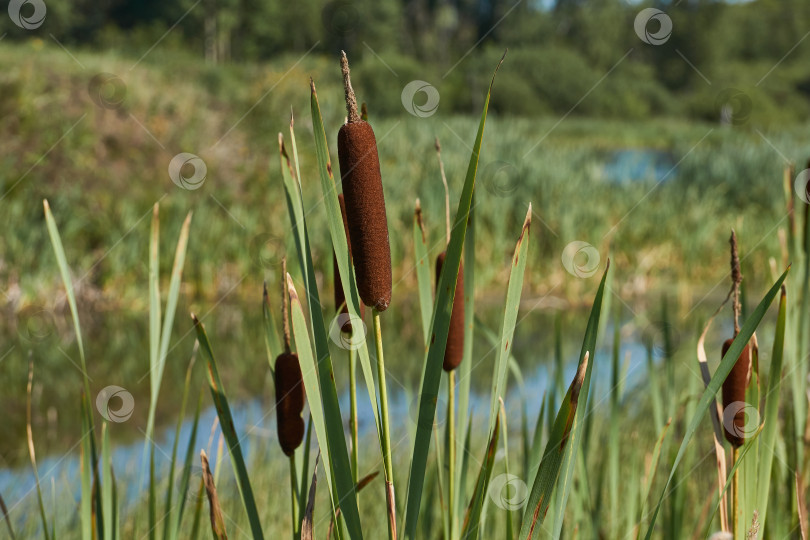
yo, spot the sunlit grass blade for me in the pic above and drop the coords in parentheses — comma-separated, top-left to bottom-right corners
(643, 267, 789, 538)
(297, 415, 313, 536)
(404, 51, 505, 540)
(487, 205, 531, 435)
(519, 350, 590, 540)
(414, 199, 432, 344)
(79, 394, 93, 540)
(192, 315, 265, 539)
(301, 454, 320, 540)
(549, 264, 609, 538)
(285, 275, 363, 539)
(164, 345, 198, 540)
(460, 411, 500, 539)
(757, 285, 787, 528)
(148, 204, 161, 429)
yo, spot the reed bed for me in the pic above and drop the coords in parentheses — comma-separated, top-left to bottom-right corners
(4, 47, 810, 540)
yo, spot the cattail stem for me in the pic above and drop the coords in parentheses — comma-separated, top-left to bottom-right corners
(349, 346, 359, 484)
(282, 257, 291, 353)
(289, 454, 300, 540)
(372, 308, 397, 540)
(340, 51, 360, 124)
(732, 447, 740, 535)
(435, 137, 451, 244)
(447, 369, 457, 539)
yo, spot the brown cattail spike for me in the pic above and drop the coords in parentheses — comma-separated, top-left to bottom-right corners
(729, 231, 743, 335)
(721, 339, 754, 447)
(337, 53, 392, 311)
(435, 251, 465, 371)
(275, 352, 305, 455)
(334, 193, 365, 332)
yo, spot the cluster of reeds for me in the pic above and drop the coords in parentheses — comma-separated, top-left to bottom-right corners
(13, 47, 810, 540)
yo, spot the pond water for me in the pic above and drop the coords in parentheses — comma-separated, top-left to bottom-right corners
(601, 148, 678, 183)
(0, 293, 707, 513)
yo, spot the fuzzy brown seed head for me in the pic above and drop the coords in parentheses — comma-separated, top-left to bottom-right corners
(435, 251, 465, 372)
(721, 338, 754, 447)
(334, 193, 365, 332)
(338, 120, 392, 311)
(274, 352, 305, 455)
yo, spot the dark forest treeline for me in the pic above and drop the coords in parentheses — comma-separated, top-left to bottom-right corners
(3, 0, 810, 120)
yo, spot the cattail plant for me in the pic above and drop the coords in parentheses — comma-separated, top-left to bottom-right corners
(337, 51, 397, 539)
(721, 231, 756, 537)
(274, 259, 305, 537)
(721, 231, 753, 448)
(333, 192, 363, 482)
(337, 51, 392, 312)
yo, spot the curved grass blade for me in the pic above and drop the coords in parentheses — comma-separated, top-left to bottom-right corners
(643, 267, 790, 538)
(460, 412, 500, 540)
(262, 282, 282, 378)
(549, 264, 610, 538)
(0, 492, 15, 540)
(174, 388, 204, 536)
(404, 51, 506, 540)
(193, 316, 264, 540)
(286, 275, 363, 539)
(519, 352, 590, 540)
